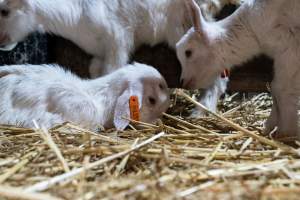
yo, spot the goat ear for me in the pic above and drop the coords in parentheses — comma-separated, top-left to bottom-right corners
(113, 82, 143, 130)
(185, 0, 207, 34)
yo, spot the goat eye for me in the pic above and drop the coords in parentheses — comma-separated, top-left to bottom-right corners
(148, 97, 156, 105)
(185, 50, 192, 58)
(0, 9, 10, 18)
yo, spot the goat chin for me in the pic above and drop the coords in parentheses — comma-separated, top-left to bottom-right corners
(0, 42, 18, 51)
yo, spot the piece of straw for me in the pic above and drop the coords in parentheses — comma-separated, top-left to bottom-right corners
(163, 113, 218, 135)
(0, 150, 40, 184)
(35, 123, 70, 173)
(0, 185, 62, 200)
(176, 180, 216, 197)
(115, 139, 139, 176)
(25, 132, 165, 192)
(204, 141, 224, 165)
(176, 89, 299, 156)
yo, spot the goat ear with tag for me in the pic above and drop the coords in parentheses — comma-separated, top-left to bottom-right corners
(113, 82, 143, 130)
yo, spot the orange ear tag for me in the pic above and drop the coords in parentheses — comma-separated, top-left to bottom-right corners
(129, 96, 140, 121)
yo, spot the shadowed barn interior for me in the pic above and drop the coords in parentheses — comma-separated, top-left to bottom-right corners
(48, 3, 274, 91)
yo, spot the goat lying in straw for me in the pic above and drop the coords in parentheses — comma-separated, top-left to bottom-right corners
(0, 63, 170, 130)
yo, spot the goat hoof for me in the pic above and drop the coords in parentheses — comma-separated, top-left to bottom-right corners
(189, 108, 208, 118)
(271, 131, 299, 146)
(263, 121, 277, 136)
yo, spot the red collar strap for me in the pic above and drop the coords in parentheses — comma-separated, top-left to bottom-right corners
(221, 69, 230, 78)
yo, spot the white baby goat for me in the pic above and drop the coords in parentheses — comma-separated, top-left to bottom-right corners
(0, 0, 242, 116)
(176, 0, 300, 141)
(0, 63, 170, 130)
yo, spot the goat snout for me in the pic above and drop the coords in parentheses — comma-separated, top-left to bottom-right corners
(0, 33, 9, 46)
(181, 77, 195, 89)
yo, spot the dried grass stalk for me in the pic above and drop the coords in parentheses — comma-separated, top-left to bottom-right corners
(176, 89, 298, 155)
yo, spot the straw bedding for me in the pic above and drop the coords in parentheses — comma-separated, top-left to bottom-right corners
(0, 90, 299, 200)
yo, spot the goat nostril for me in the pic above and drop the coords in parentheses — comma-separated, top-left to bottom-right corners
(148, 97, 156, 105)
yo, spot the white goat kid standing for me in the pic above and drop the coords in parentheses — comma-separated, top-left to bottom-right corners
(0, 0, 241, 116)
(0, 63, 170, 130)
(176, 0, 300, 141)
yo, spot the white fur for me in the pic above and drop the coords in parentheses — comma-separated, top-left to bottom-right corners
(191, 76, 228, 117)
(0, 0, 240, 74)
(0, 63, 170, 130)
(176, 0, 300, 140)
(0, 0, 242, 116)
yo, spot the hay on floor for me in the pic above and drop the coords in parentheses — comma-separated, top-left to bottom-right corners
(0, 91, 299, 200)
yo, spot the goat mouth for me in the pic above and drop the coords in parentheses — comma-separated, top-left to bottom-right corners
(0, 34, 17, 51)
(182, 78, 196, 89)
(0, 33, 10, 46)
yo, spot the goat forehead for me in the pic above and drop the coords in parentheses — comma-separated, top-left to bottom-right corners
(144, 71, 162, 79)
(123, 64, 163, 81)
(177, 34, 197, 50)
(143, 76, 164, 84)
(144, 69, 166, 81)
(133, 68, 162, 79)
